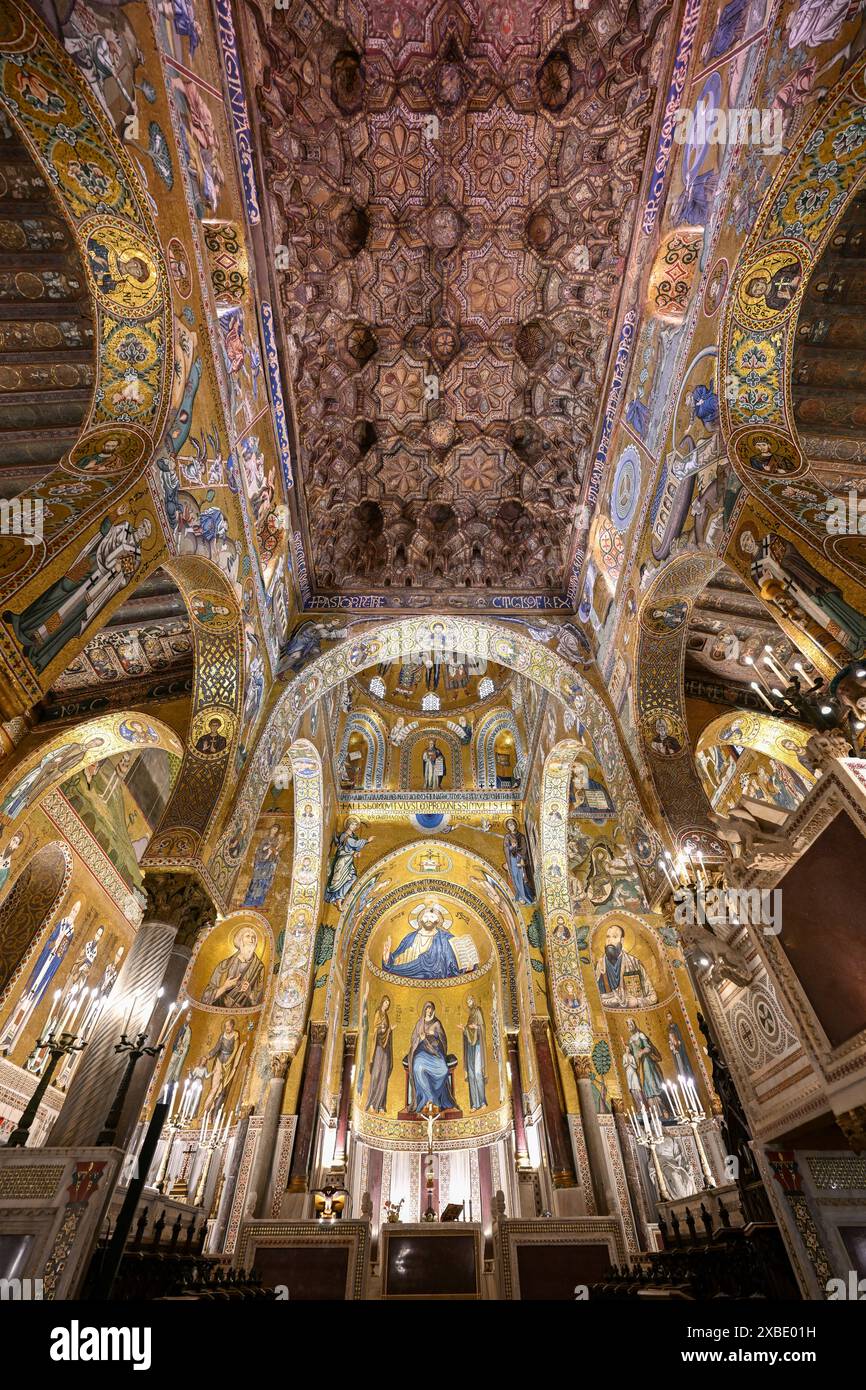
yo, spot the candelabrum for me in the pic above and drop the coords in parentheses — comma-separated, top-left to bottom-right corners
(6, 1030, 86, 1147)
(148, 1074, 203, 1195)
(192, 1108, 232, 1208)
(97, 1030, 165, 1147)
(193, 1137, 217, 1209)
(151, 1111, 183, 1194)
(663, 1077, 717, 1190)
(628, 1103, 671, 1202)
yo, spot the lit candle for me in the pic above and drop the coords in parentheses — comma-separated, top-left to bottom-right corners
(79, 988, 98, 1035)
(762, 646, 787, 683)
(200, 1110, 210, 1147)
(59, 985, 80, 1033)
(155, 1001, 176, 1050)
(687, 1078, 702, 1116)
(173, 1080, 187, 1124)
(671, 1081, 686, 1119)
(122, 990, 138, 1038)
(750, 679, 774, 710)
(658, 857, 677, 890)
(46, 988, 62, 1035)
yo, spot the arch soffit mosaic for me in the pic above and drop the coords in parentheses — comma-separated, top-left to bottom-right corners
(141, 557, 246, 879)
(338, 710, 388, 789)
(0, 838, 73, 1006)
(694, 709, 812, 771)
(0, 711, 183, 828)
(265, 738, 323, 1056)
(0, 3, 175, 710)
(635, 553, 724, 848)
(720, 51, 866, 610)
(475, 707, 526, 787)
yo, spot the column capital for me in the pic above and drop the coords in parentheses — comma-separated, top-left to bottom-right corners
(142, 870, 215, 943)
(309, 1021, 328, 1048)
(571, 1055, 592, 1080)
(835, 1105, 866, 1154)
(270, 1052, 291, 1081)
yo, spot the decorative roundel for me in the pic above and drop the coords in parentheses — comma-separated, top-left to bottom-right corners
(596, 515, 625, 575)
(622, 800, 656, 866)
(731, 1000, 762, 1067)
(190, 706, 236, 756)
(188, 591, 237, 631)
(82, 216, 161, 320)
(640, 708, 687, 759)
(67, 425, 147, 476)
(734, 240, 807, 331)
(492, 636, 518, 663)
(611, 444, 641, 532)
(827, 532, 866, 582)
(167, 236, 193, 299)
(703, 257, 729, 318)
(733, 425, 804, 479)
(752, 985, 783, 1052)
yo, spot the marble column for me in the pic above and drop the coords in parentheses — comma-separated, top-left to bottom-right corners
(49, 871, 213, 1149)
(287, 1022, 327, 1193)
(530, 1019, 576, 1188)
(612, 1100, 652, 1249)
(478, 1143, 494, 1259)
(332, 1031, 357, 1171)
(571, 1056, 615, 1216)
(506, 1031, 530, 1170)
(212, 1105, 253, 1253)
(248, 1053, 291, 1218)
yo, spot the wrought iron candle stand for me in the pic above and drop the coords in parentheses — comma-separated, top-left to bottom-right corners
(664, 1078, 717, 1190)
(628, 1104, 671, 1201)
(97, 1031, 164, 1147)
(6, 1030, 86, 1147)
(151, 1111, 183, 1194)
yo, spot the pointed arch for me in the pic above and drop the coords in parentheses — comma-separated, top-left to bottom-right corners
(475, 708, 525, 789)
(540, 739, 595, 1057)
(207, 617, 665, 910)
(720, 48, 866, 611)
(0, 3, 174, 713)
(635, 553, 723, 853)
(266, 738, 323, 1055)
(0, 840, 72, 1005)
(142, 557, 245, 879)
(326, 839, 535, 1035)
(337, 710, 387, 789)
(398, 725, 464, 789)
(694, 710, 815, 811)
(0, 712, 183, 827)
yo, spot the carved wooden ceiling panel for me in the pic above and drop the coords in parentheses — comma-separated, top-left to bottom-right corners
(256, 0, 671, 600)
